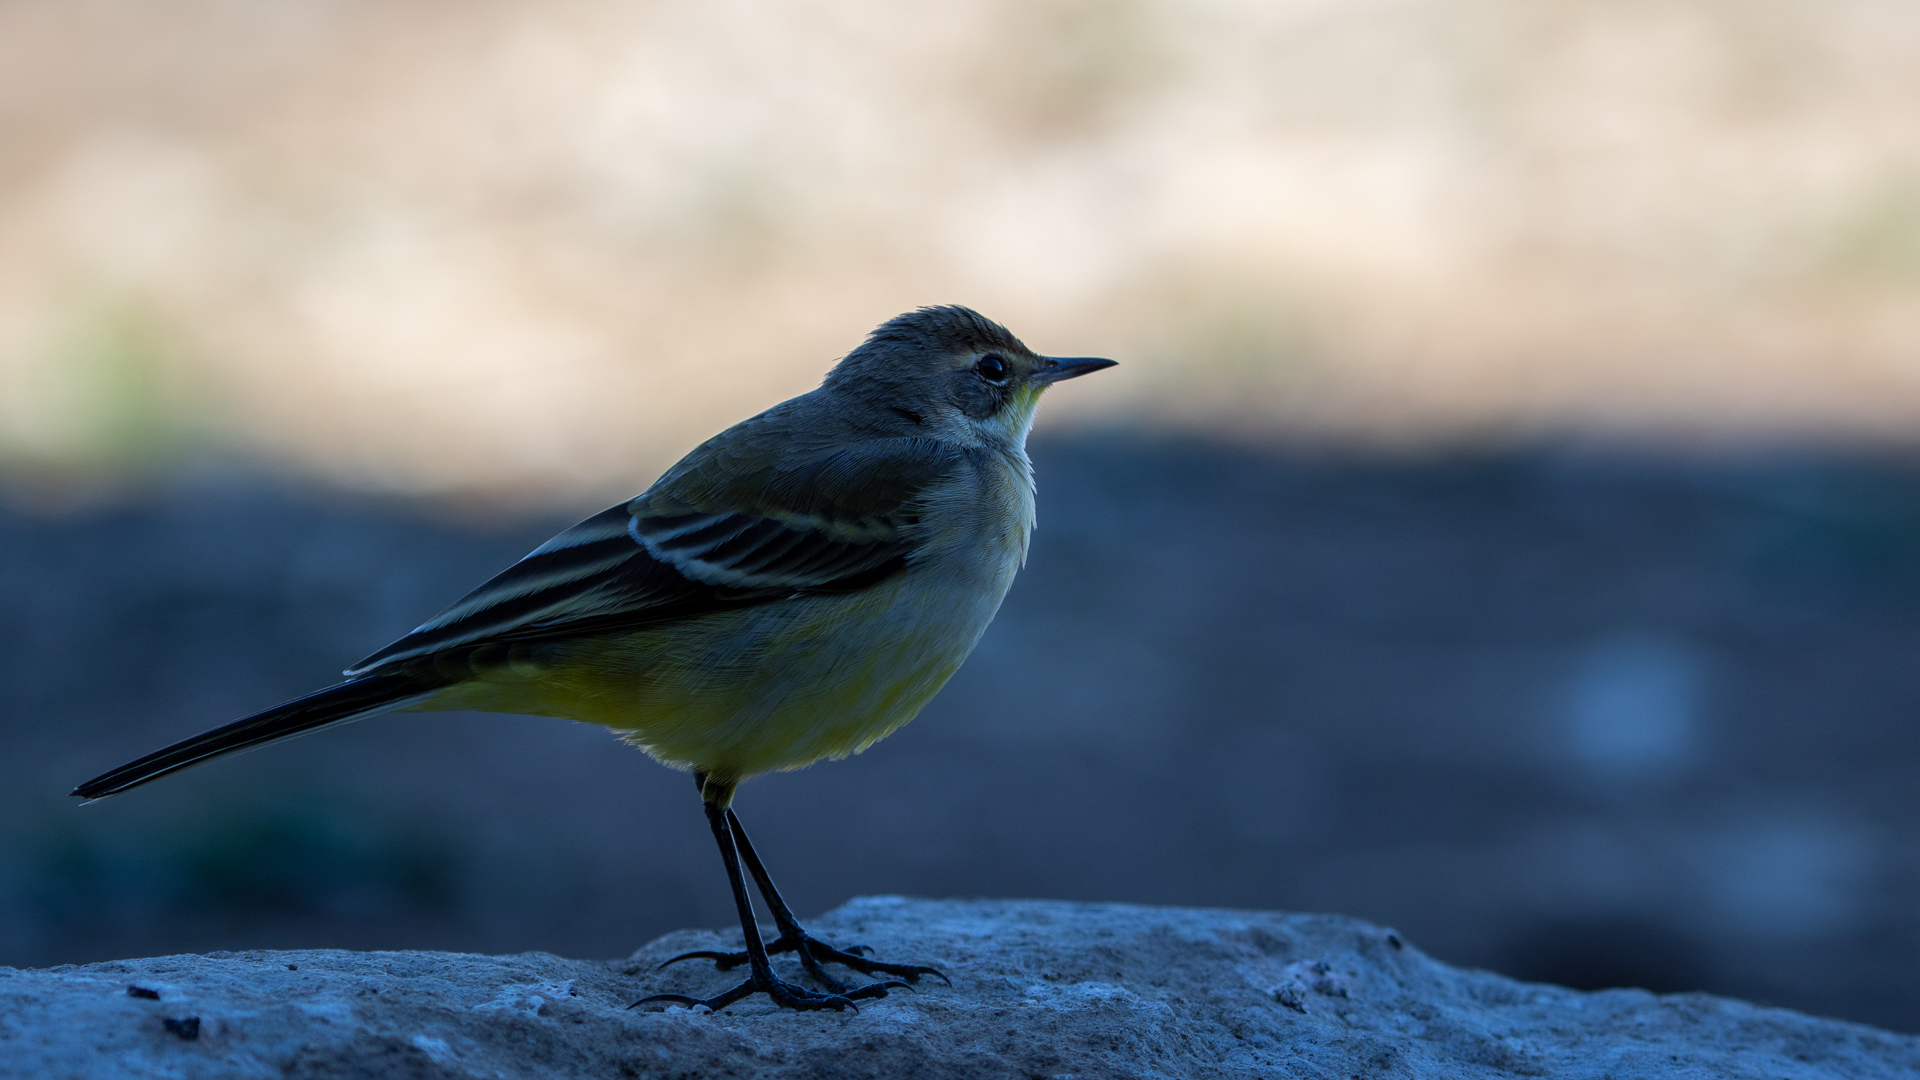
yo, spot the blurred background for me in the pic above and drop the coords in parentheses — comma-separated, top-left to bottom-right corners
(3, 0, 1919, 1032)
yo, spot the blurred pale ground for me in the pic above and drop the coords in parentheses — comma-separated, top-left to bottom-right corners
(4, 0, 1920, 1032)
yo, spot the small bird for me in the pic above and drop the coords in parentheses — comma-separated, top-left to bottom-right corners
(72, 305, 1115, 1013)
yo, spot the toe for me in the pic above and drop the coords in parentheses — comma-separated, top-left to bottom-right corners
(657, 949, 749, 972)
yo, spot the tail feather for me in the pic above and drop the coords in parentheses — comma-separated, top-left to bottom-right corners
(71, 672, 446, 801)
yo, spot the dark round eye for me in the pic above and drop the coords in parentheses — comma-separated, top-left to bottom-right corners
(975, 353, 1009, 384)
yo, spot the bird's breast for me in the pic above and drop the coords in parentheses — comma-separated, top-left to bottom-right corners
(915, 442, 1036, 572)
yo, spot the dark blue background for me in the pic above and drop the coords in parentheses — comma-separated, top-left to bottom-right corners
(5, 436, 1917, 1032)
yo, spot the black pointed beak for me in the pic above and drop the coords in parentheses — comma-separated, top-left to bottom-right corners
(1033, 356, 1118, 384)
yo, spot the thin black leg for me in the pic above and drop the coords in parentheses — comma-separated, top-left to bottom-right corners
(655, 782, 948, 992)
(729, 811, 948, 989)
(630, 776, 904, 1012)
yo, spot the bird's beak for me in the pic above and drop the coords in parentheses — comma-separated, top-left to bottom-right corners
(1032, 356, 1118, 384)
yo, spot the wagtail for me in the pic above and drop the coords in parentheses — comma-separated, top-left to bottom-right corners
(73, 305, 1116, 1012)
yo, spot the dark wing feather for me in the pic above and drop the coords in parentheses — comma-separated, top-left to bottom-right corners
(73, 671, 447, 800)
(346, 435, 964, 675)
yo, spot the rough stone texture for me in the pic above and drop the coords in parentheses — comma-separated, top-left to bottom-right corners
(4, 898, 1916, 1080)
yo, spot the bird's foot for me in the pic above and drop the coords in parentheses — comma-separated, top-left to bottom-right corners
(661, 931, 949, 993)
(783, 933, 951, 990)
(628, 970, 905, 1013)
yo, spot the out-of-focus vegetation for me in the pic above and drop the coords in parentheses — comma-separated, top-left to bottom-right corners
(3, 0, 1919, 496)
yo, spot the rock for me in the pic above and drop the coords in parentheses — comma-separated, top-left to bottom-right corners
(3, 898, 1914, 1079)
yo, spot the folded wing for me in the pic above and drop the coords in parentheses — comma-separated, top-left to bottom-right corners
(346, 435, 963, 675)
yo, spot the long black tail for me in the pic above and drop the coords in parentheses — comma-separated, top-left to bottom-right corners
(71, 671, 449, 801)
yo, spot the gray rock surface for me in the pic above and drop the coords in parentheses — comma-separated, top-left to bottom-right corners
(4, 897, 1915, 1080)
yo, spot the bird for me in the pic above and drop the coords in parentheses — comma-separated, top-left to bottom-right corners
(71, 304, 1116, 1013)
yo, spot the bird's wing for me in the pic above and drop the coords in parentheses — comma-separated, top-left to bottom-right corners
(345, 435, 964, 675)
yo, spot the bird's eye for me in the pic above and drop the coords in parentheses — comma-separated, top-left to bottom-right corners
(975, 353, 1009, 385)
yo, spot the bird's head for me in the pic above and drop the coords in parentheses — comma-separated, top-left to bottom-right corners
(824, 305, 1116, 448)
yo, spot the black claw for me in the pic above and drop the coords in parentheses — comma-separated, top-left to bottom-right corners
(632, 975, 862, 1013)
(794, 936, 950, 986)
(854, 979, 913, 998)
(661, 932, 948, 990)
(657, 949, 749, 973)
(628, 992, 702, 1010)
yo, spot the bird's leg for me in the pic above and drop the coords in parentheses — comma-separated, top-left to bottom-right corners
(726, 810, 948, 990)
(656, 776, 947, 992)
(630, 776, 899, 1012)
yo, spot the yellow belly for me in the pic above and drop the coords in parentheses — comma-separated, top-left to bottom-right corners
(414, 559, 1010, 785)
